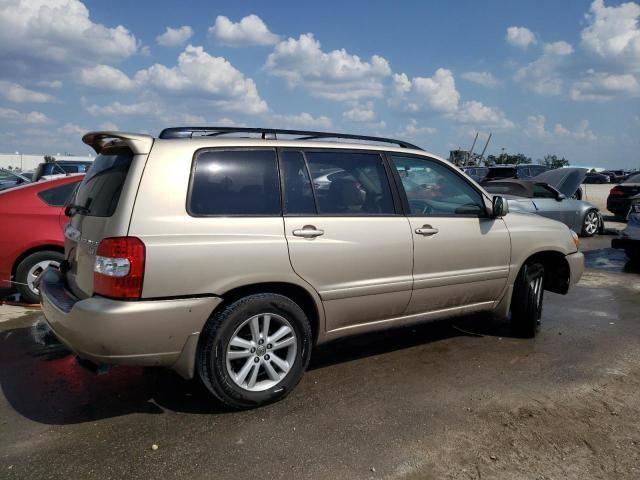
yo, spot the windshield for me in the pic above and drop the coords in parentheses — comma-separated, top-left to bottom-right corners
(73, 148, 133, 217)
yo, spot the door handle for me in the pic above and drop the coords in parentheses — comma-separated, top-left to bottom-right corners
(415, 225, 439, 236)
(292, 225, 324, 238)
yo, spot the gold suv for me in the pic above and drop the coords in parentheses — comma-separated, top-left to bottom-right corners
(40, 127, 584, 408)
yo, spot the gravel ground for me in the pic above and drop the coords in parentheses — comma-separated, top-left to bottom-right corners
(1, 234, 639, 480)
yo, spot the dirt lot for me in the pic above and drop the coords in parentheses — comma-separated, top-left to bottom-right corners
(1, 232, 639, 479)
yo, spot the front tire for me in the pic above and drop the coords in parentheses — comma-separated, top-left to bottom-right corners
(511, 262, 545, 338)
(197, 293, 312, 409)
(15, 250, 64, 304)
(580, 209, 600, 237)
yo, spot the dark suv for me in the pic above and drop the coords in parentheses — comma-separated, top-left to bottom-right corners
(480, 165, 549, 183)
(33, 160, 93, 181)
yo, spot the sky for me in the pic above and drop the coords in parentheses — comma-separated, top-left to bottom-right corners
(0, 0, 639, 168)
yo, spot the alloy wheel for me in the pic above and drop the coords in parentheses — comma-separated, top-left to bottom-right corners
(225, 313, 297, 392)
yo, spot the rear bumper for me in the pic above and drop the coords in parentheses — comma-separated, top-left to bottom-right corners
(39, 268, 221, 378)
(566, 251, 585, 287)
(607, 197, 630, 216)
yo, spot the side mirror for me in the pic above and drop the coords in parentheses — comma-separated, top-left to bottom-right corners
(492, 196, 509, 218)
(556, 193, 566, 202)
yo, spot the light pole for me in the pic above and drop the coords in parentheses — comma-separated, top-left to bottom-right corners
(15, 151, 22, 171)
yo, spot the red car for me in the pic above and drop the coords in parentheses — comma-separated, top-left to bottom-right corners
(0, 175, 84, 303)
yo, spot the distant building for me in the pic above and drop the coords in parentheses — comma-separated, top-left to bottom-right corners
(0, 153, 93, 172)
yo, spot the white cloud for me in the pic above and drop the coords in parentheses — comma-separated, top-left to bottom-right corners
(554, 120, 597, 141)
(209, 15, 279, 47)
(506, 26, 537, 49)
(156, 26, 193, 47)
(265, 33, 391, 101)
(80, 65, 136, 91)
(36, 80, 63, 89)
(390, 69, 460, 113)
(134, 45, 267, 113)
(0, 81, 56, 103)
(461, 71, 498, 88)
(399, 119, 437, 137)
(453, 101, 514, 129)
(0, 107, 50, 124)
(267, 112, 333, 130)
(581, 0, 640, 71)
(59, 123, 88, 136)
(571, 70, 640, 101)
(524, 115, 596, 141)
(0, 0, 138, 75)
(514, 41, 574, 95)
(99, 121, 119, 131)
(343, 103, 376, 122)
(87, 100, 160, 116)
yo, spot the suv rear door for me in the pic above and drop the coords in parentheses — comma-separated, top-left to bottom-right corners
(280, 149, 413, 332)
(64, 146, 145, 298)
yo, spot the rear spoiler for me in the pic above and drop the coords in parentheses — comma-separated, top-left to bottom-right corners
(82, 131, 154, 155)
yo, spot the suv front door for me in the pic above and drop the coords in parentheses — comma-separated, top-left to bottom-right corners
(390, 154, 511, 315)
(280, 149, 413, 332)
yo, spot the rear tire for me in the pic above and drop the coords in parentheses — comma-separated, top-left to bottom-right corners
(511, 262, 545, 338)
(15, 250, 64, 304)
(580, 209, 600, 237)
(197, 293, 312, 409)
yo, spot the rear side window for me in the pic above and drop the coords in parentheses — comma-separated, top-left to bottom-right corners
(304, 151, 395, 215)
(189, 149, 281, 216)
(37, 181, 81, 207)
(74, 149, 133, 217)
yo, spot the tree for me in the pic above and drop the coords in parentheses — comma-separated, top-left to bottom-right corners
(44, 155, 56, 163)
(539, 155, 570, 169)
(489, 152, 531, 165)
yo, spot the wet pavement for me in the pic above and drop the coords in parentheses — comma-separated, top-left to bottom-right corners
(1, 235, 639, 479)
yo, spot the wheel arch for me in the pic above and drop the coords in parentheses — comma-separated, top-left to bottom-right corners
(213, 282, 323, 344)
(523, 250, 570, 295)
(11, 244, 65, 279)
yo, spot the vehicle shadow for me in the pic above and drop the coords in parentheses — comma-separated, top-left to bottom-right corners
(0, 312, 511, 425)
(584, 247, 640, 274)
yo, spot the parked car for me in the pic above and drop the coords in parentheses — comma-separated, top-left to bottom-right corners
(40, 128, 584, 409)
(0, 168, 31, 191)
(32, 160, 92, 181)
(483, 168, 602, 237)
(0, 175, 83, 303)
(612, 195, 640, 263)
(481, 164, 550, 183)
(461, 166, 489, 183)
(607, 173, 640, 217)
(583, 171, 610, 184)
(602, 170, 631, 183)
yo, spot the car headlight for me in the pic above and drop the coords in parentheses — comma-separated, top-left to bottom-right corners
(571, 230, 580, 250)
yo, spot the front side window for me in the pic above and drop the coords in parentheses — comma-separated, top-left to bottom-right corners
(391, 155, 486, 216)
(190, 149, 281, 216)
(304, 151, 395, 215)
(37, 180, 81, 207)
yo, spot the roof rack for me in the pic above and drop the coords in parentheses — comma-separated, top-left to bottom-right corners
(158, 127, 423, 150)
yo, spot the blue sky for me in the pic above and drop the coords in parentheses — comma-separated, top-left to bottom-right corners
(0, 0, 639, 168)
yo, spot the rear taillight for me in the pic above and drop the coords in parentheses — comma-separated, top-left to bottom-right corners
(93, 237, 145, 300)
(609, 187, 624, 197)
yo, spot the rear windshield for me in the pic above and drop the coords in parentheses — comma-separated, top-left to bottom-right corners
(73, 148, 133, 217)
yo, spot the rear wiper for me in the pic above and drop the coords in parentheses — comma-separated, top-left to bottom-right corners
(64, 203, 90, 217)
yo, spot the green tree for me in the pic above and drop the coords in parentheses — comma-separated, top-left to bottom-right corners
(44, 155, 56, 163)
(539, 155, 570, 169)
(492, 152, 531, 165)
